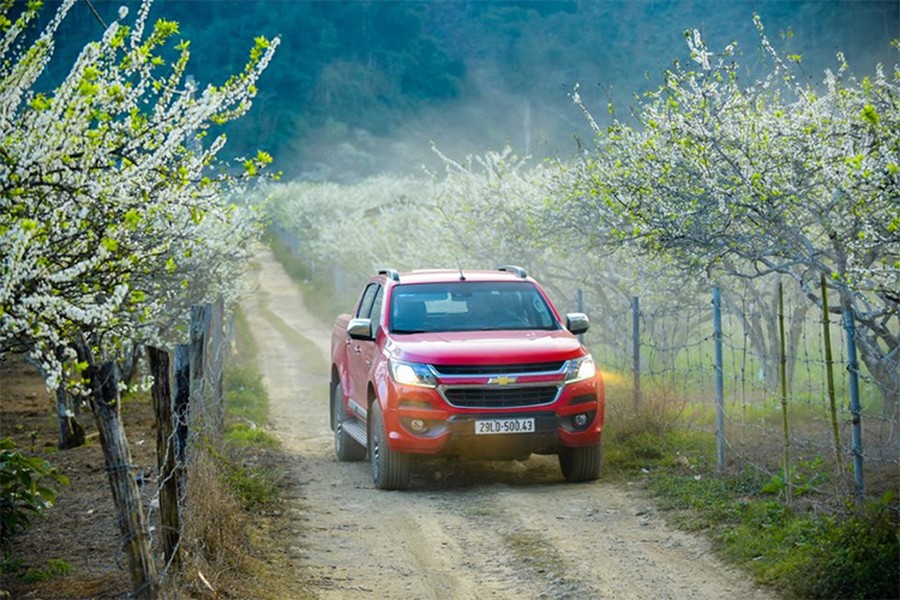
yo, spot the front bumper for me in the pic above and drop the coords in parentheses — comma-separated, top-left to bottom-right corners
(382, 375, 604, 458)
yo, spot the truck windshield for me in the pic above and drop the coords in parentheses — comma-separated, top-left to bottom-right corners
(390, 281, 559, 333)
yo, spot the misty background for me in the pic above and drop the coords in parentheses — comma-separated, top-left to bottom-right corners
(42, 0, 899, 181)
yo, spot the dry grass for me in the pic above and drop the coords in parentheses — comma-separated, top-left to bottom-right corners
(169, 445, 255, 598)
(162, 432, 310, 598)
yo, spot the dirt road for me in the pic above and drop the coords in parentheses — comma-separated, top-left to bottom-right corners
(243, 247, 776, 600)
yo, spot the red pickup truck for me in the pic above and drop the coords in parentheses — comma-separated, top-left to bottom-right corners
(329, 266, 605, 489)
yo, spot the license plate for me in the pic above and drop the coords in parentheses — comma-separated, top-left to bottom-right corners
(475, 418, 535, 435)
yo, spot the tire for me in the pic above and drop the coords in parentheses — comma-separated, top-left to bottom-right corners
(369, 403, 410, 490)
(558, 444, 602, 483)
(331, 379, 366, 462)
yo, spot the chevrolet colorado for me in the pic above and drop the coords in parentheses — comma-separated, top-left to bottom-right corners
(329, 266, 605, 490)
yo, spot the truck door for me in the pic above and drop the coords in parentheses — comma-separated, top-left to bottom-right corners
(347, 283, 383, 417)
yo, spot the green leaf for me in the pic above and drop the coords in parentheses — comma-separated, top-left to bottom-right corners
(28, 94, 50, 111)
(123, 208, 141, 230)
(860, 104, 880, 126)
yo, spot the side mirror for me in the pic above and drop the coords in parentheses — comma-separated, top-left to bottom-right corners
(565, 312, 590, 335)
(347, 318, 374, 341)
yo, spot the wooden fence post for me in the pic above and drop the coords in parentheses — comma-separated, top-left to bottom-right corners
(190, 300, 226, 435)
(190, 304, 210, 428)
(173, 344, 191, 494)
(777, 281, 793, 505)
(210, 296, 225, 432)
(148, 346, 181, 572)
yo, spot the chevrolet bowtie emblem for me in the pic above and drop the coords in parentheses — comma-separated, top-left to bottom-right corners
(488, 376, 517, 385)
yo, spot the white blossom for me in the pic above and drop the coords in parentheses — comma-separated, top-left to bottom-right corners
(0, 0, 279, 390)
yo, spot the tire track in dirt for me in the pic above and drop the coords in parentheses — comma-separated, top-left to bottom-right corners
(242, 246, 778, 600)
(244, 248, 493, 599)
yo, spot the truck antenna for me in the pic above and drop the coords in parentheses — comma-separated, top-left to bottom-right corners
(456, 260, 466, 281)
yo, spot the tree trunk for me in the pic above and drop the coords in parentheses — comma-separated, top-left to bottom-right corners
(724, 282, 779, 393)
(785, 300, 812, 395)
(84, 360, 159, 598)
(55, 386, 85, 450)
(858, 346, 900, 444)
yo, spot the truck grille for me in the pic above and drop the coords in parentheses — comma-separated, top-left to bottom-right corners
(443, 386, 559, 408)
(432, 362, 564, 375)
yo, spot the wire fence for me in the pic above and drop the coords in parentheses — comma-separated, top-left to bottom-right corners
(144, 297, 230, 589)
(576, 281, 899, 501)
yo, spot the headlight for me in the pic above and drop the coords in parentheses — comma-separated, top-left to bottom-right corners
(390, 359, 436, 388)
(565, 355, 596, 383)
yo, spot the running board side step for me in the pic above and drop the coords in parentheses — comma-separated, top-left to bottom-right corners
(343, 418, 368, 447)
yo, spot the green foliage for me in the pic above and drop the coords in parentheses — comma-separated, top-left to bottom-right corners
(1, 556, 74, 583)
(648, 474, 745, 529)
(0, 557, 24, 575)
(604, 424, 666, 472)
(719, 503, 824, 586)
(795, 497, 899, 600)
(760, 456, 829, 498)
(20, 558, 74, 582)
(214, 448, 280, 511)
(719, 497, 900, 599)
(606, 429, 665, 469)
(220, 307, 281, 509)
(225, 304, 272, 428)
(632, 447, 898, 599)
(30, 1, 894, 180)
(225, 422, 278, 449)
(229, 307, 259, 365)
(0, 438, 68, 556)
(601, 406, 714, 476)
(225, 363, 268, 426)
(596, 402, 898, 599)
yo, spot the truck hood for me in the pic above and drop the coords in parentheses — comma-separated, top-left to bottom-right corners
(385, 330, 585, 365)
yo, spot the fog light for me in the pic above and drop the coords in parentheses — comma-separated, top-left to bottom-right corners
(573, 413, 589, 428)
(409, 419, 428, 433)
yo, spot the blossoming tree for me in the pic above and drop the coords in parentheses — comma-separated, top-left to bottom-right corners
(571, 17, 899, 422)
(0, 0, 278, 595)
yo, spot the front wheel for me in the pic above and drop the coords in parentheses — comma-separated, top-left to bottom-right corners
(369, 403, 410, 490)
(331, 379, 366, 462)
(558, 444, 602, 483)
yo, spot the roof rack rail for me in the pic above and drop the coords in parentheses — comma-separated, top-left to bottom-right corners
(498, 265, 527, 279)
(378, 268, 400, 282)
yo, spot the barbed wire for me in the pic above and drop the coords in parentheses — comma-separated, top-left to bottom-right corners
(127, 301, 233, 589)
(574, 280, 898, 500)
